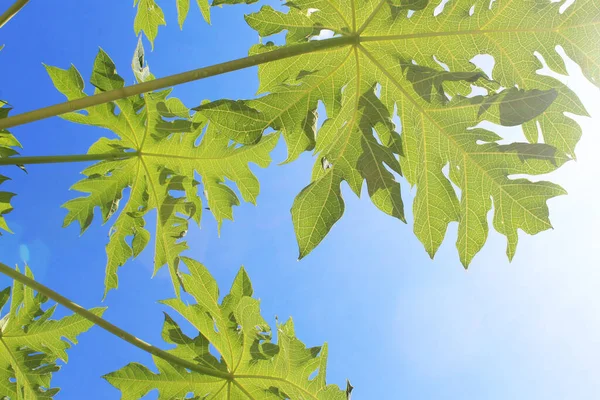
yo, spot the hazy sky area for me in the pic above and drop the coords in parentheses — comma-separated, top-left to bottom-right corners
(0, 1, 599, 399)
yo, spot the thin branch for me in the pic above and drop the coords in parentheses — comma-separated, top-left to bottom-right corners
(0, 152, 139, 166)
(0, 36, 357, 131)
(0, 262, 233, 381)
(0, 0, 30, 29)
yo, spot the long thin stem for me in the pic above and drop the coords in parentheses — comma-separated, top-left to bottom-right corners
(0, 262, 233, 381)
(0, 152, 139, 166)
(0, 0, 29, 29)
(0, 36, 357, 131)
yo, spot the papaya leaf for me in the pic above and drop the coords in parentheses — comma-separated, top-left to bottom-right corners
(0, 266, 105, 399)
(0, 102, 22, 235)
(134, 0, 166, 48)
(45, 39, 277, 297)
(200, 0, 595, 265)
(105, 257, 349, 399)
(134, 0, 259, 46)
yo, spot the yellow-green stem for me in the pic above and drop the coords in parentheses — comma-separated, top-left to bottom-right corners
(0, 0, 29, 29)
(0, 262, 234, 381)
(0, 152, 139, 166)
(0, 36, 357, 130)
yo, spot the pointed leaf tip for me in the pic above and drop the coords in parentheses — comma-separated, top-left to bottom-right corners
(226, 0, 591, 264)
(107, 258, 347, 398)
(48, 47, 276, 296)
(0, 267, 102, 396)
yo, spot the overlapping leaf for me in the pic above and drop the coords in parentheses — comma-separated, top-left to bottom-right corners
(0, 266, 104, 399)
(105, 257, 349, 399)
(134, 0, 258, 46)
(201, 0, 596, 265)
(0, 102, 22, 236)
(45, 39, 277, 297)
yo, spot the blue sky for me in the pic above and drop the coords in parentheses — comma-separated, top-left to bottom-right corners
(1, 1, 599, 399)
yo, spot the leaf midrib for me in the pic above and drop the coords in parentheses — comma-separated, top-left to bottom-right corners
(234, 374, 320, 400)
(3, 319, 66, 340)
(258, 48, 353, 136)
(140, 157, 173, 282)
(296, 47, 363, 251)
(325, 0, 352, 30)
(333, 46, 362, 172)
(0, 336, 34, 397)
(357, 44, 553, 229)
(356, 0, 595, 39)
(359, 27, 578, 43)
(232, 380, 257, 399)
(103, 160, 144, 295)
(139, 150, 260, 162)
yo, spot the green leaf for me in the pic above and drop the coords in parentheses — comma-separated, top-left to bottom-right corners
(291, 168, 345, 258)
(0, 103, 22, 235)
(134, 0, 166, 49)
(203, 0, 593, 265)
(176, 0, 191, 29)
(45, 41, 277, 297)
(135, 0, 260, 44)
(104, 257, 348, 399)
(0, 266, 105, 399)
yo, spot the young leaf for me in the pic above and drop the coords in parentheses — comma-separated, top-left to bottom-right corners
(135, 0, 259, 46)
(202, 0, 594, 265)
(105, 257, 348, 399)
(0, 103, 22, 235)
(45, 41, 277, 297)
(134, 0, 166, 48)
(0, 266, 105, 399)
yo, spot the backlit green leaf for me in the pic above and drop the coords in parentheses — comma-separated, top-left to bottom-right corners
(0, 266, 104, 399)
(134, 0, 259, 45)
(134, 0, 166, 48)
(105, 257, 349, 399)
(203, 0, 594, 265)
(0, 102, 22, 235)
(45, 40, 277, 297)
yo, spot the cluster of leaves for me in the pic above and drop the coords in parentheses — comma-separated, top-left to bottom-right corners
(134, 0, 258, 45)
(198, 0, 597, 265)
(46, 38, 277, 297)
(0, 266, 105, 399)
(1, 0, 600, 398)
(105, 257, 351, 399)
(0, 44, 21, 235)
(0, 100, 21, 236)
(0, 261, 348, 399)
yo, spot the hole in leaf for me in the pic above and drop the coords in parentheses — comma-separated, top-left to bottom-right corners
(470, 54, 495, 80)
(466, 85, 488, 98)
(310, 29, 335, 41)
(560, 0, 575, 14)
(434, 0, 451, 16)
(442, 163, 461, 198)
(208, 343, 220, 359)
(433, 55, 450, 72)
(316, 100, 327, 131)
(392, 104, 402, 135)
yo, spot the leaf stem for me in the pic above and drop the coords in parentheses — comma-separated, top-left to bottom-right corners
(0, 36, 357, 131)
(0, 152, 139, 166)
(0, 262, 234, 381)
(0, 0, 29, 29)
